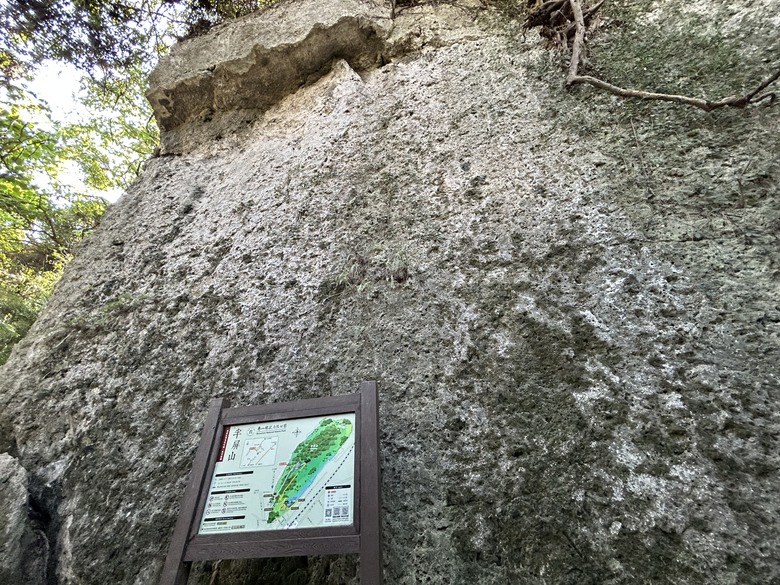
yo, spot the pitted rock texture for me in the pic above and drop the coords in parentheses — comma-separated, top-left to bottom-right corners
(1, 0, 779, 583)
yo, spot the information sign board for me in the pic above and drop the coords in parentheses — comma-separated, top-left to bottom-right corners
(199, 413, 356, 533)
(158, 382, 381, 585)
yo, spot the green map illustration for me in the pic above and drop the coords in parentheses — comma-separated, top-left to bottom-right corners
(267, 418, 353, 523)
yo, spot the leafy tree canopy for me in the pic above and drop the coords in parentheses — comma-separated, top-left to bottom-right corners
(1, 0, 263, 88)
(0, 95, 108, 363)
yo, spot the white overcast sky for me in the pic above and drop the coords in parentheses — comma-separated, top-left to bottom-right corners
(27, 61, 85, 122)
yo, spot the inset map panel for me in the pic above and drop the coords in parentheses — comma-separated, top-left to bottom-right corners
(241, 437, 278, 468)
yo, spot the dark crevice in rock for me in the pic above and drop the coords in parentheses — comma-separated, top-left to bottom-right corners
(27, 478, 62, 585)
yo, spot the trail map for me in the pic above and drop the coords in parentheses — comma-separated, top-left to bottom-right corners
(198, 414, 355, 534)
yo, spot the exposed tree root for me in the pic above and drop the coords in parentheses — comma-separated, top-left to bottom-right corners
(524, 0, 603, 45)
(524, 0, 779, 112)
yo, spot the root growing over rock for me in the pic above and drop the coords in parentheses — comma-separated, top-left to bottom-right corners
(524, 0, 779, 111)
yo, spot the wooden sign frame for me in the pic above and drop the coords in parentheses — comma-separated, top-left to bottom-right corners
(159, 381, 381, 585)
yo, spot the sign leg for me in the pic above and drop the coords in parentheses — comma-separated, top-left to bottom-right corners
(159, 398, 229, 585)
(359, 382, 382, 584)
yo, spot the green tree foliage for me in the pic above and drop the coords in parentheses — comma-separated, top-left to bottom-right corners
(1, 0, 264, 83)
(68, 67, 160, 191)
(0, 0, 273, 364)
(0, 97, 108, 363)
(0, 48, 161, 364)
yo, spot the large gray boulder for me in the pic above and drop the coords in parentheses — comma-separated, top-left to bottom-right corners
(1, 0, 778, 583)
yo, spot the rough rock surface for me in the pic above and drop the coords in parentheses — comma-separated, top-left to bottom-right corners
(1, 0, 779, 583)
(0, 454, 48, 584)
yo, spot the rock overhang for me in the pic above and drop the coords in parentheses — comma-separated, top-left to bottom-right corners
(146, 0, 503, 153)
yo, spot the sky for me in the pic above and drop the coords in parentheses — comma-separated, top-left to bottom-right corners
(26, 61, 85, 123)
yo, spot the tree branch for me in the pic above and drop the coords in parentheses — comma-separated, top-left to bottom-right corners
(566, 0, 586, 84)
(565, 0, 779, 111)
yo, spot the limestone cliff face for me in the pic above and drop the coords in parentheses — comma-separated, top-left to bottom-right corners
(1, 0, 779, 583)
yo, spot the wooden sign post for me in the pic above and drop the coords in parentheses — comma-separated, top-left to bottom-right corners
(159, 381, 382, 585)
